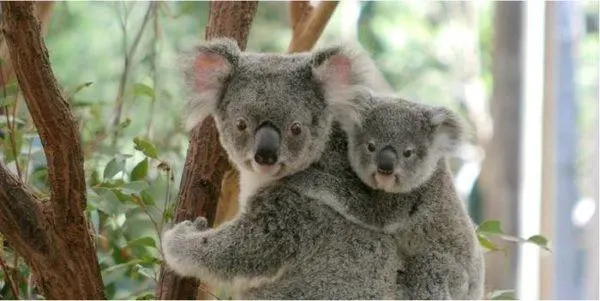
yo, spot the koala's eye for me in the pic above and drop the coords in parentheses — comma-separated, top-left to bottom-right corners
(235, 119, 247, 131)
(290, 122, 302, 136)
(402, 148, 414, 158)
(366, 142, 376, 153)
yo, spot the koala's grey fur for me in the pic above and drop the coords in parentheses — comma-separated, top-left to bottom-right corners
(162, 38, 401, 299)
(314, 89, 486, 300)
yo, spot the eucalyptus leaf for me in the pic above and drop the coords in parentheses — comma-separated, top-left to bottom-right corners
(104, 157, 126, 179)
(476, 220, 503, 234)
(133, 83, 155, 98)
(131, 158, 149, 181)
(133, 137, 158, 159)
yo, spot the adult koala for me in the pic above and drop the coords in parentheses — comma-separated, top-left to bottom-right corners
(161, 38, 400, 299)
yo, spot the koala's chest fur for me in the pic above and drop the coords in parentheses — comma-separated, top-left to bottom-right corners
(238, 169, 275, 212)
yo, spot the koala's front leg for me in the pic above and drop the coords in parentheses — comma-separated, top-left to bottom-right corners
(400, 251, 468, 300)
(162, 189, 311, 286)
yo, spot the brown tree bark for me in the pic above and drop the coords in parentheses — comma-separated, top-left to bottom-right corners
(0, 2, 55, 87)
(0, 2, 105, 299)
(155, 2, 259, 300)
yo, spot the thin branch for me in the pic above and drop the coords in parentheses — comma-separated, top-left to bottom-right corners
(0, 253, 19, 299)
(111, 2, 156, 147)
(287, 1, 339, 53)
(289, 1, 311, 29)
(146, 3, 160, 137)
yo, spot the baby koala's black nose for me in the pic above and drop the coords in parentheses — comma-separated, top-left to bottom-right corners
(254, 123, 280, 166)
(377, 146, 397, 175)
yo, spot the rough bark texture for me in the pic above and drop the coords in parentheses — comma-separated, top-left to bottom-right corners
(0, 2, 105, 299)
(287, 1, 339, 53)
(155, 2, 258, 300)
(0, 2, 55, 87)
(478, 1, 523, 293)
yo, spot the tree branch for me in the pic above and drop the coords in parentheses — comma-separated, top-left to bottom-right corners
(287, 1, 339, 53)
(0, 2, 105, 299)
(0, 164, 51, 264)
(156, 1, 259, 299)
(2, 1, 86, 226)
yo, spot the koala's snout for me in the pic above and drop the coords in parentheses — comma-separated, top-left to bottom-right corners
(376, 146, 397, 175)
(253, 123, 280, 166)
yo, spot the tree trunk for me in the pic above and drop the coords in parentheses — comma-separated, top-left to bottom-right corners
(155, 2, 258, 300)
(0, 2, 105, 299)
(478, 1, 523, 293)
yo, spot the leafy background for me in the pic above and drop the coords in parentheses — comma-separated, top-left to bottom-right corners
(0, 1, 597, 299)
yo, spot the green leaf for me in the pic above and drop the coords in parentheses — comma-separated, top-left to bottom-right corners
(121, 180, 150, 194)
(103, 157, 125, 179)
(90, 187, 121, 215)
(477, 220, 503, 234)
(133, 137, 158, 159)
(66, 82, 93, 99)
(527, 235, 550, 251)
(3, 131, 23, 164)
(132, 292, 155, 300)
(133, 83, 155, 98)
(127, 236, 157, 249)
(477, 233, 499, 251)
(131, 158, 149, 181)
(101, 259, 143, 274)
(490, 289, 516, 300)
(140, 190, 156, 206)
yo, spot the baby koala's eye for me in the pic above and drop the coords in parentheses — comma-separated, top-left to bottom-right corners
(290, 122, 302, 136)
(235, 118, 247, 131)
(402, 148, 414, 158)
(366, 142, 376, 153)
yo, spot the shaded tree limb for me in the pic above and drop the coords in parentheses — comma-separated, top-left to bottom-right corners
(155, 1, 259, 300)
(0, 2, 105, 299)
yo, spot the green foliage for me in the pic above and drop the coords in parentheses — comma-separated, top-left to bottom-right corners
(476, 219, 551, 252)
(3, 0, 596, 299)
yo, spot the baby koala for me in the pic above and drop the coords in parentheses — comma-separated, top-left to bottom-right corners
(333, 90, 485, 299)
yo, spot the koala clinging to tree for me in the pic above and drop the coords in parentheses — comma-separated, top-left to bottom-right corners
(315, 89, 486, 299)
(161, 38, 401, 299)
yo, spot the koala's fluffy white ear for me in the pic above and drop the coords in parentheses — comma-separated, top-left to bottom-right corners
(311, 46, 375, 134)
(181, 38, 241, 130)
(428, 107, 467, 154)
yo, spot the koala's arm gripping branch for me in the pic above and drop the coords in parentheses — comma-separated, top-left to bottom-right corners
(165, 214, 298, 284)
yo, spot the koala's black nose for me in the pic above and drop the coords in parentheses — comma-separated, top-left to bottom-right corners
(254, 124, 280, 166)
(377, 146, 397, 175)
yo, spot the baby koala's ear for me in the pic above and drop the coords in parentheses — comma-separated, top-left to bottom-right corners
(181, 38, 241, 130)
(330, 87, 375, 135)
(428, 106, 467, 154)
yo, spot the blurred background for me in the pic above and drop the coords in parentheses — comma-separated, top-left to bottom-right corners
(0, 1, 598, 300)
